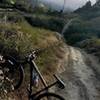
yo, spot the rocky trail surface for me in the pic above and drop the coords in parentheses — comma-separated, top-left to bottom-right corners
(56, 46, 100, 100)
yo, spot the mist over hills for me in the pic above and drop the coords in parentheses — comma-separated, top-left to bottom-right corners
(74, 0, 100, 19)
(38, 0, 96, 12)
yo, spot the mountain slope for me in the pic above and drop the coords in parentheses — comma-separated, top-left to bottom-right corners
(74, 1, 100, 19)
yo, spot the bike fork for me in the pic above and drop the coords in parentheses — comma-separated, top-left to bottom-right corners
(27, 61, 33, 100)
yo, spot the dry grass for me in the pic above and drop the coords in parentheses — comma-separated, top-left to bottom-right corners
(0, 18, 66, 99)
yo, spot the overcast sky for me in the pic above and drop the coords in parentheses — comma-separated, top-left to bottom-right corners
(40, 0, 96, 11)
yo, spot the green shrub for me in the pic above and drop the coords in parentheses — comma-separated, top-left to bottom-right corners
(25, 15, 65, 32)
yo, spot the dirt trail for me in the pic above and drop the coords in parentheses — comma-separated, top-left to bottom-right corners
(56, 46, 100, 100)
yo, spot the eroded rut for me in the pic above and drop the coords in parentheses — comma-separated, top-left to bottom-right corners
(56, 46, 100, 100)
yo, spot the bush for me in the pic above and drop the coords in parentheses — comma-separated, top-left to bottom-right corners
(63, 19, 99, 45)
(25, 15, 65, 32)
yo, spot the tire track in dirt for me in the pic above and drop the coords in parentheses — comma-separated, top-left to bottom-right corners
(56, 46, 100, 100)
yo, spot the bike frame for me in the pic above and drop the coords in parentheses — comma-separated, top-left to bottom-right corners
(27, 59, 58, 99)
(2, 54, 64, 99)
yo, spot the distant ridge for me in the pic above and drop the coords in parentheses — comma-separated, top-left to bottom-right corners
(74, 0, 100, 19)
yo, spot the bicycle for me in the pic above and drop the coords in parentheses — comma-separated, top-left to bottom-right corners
(0, 49, 65, 100)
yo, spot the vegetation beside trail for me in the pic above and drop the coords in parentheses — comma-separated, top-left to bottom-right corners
(0, 14, 65, 71)
(62, 1, 100, 60)
(0, 10, 66, 99)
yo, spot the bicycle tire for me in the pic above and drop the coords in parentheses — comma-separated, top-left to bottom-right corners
(13, 65, 24, 89)
(33, 92, 65, 100)
(3, 55, 24, 90)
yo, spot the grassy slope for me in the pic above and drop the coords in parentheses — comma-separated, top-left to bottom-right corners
(0, 12, 66, 99)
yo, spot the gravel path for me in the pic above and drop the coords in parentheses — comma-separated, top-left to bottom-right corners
(56, 46, 100, 100)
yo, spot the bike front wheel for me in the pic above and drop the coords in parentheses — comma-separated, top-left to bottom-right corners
(33, 92, 65, 100)
(3, 55, 24, 90)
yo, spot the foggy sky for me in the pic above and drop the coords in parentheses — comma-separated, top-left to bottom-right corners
(40, 0, 96, 11)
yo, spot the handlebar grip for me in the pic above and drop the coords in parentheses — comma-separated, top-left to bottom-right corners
(54, 74, 65, 89)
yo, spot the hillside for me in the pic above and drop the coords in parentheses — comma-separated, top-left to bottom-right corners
(61, 1, 100, 60)
(74, 1, 100, 19)
(0, 9, 67, 99)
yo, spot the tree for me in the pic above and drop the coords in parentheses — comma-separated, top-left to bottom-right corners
(60, 0, 66, 13)
(96, 0, 100, 5)
(0, 0, 16, 4)
(9, 0, 16, 4)
(0, 0, 3, 3)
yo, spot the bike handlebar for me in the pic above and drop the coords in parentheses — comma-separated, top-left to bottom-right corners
(26, 48, 45, 61)
(0, 49, 44, 65)
(26, 49, 41, 61)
